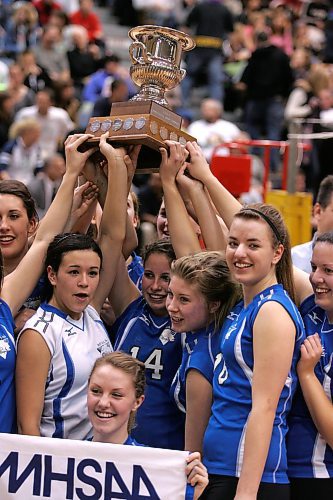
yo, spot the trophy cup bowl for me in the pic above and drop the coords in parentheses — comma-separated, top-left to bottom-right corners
(128, 25, 195, 107)
(129, 65, 185, 106)
(83, 25, 196, 172)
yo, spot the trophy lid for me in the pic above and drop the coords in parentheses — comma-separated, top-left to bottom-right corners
(128, 25, 196, 52)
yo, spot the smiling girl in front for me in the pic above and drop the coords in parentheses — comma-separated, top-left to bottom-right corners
(87, 352, 208, 499)
(201, 205, 305, 500)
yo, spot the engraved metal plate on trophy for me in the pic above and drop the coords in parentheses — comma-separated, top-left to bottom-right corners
(82, 25, 196, 172)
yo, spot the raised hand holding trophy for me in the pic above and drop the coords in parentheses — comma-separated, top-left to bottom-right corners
(82, 25, 196, 172)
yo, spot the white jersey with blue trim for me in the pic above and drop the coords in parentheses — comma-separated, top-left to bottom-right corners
(287, 294, 333, 478)
(113, 296, 185, 450)
(203, 284, 305, 483)
(19, 302, 113, 440)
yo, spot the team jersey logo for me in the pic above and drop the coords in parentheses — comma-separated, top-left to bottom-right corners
(140, 314, 150, 326)
(185, 337, 198, 354)
(0, 336, 11, 360)
(159, 328, 176, 345)
(308, 310, 322, 325)
(97, 339, 112, 356)
(227, 311, 239, 322)
(65, 326, 77, 337)
(225, 324, 238, 340)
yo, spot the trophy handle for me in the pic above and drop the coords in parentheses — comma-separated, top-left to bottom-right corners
(129, 42, 153, 64)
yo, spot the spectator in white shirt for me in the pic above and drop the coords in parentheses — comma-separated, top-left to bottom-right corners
(15, 88, 74, 160)
(187, 98, 247, 163)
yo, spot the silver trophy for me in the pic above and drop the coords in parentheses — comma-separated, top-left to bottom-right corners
(128, 25, 195, 107)
(83, 25, 196, 171)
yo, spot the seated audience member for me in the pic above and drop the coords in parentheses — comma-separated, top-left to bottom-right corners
(187, 99, 246, 163)
(15, 88, 74, 160)
(8, 63, 36, 114)
(70, 0, 104, 44)
(28, 153, 66, 218)
(17, 50, 53, 93)
(2, 2, 40, 58)
(33, 24, 70, 84)
(67, 27, 102, 97)
(0, 118, 43, 184)
(0, 92, 15, 149)
(53, 79, 80, 125)
(33, 0, 62, 26)
(82, 54, 136, 104)
(92, 79, 129, 117)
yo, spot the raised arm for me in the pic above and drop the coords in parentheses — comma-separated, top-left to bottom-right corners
(235, 302, 296, 499)
(107, 148, 142, 319)
(121, 145, 141, 260)
(297, 334, 333, 448)
(82, 147, 140, 261)
(2, 134, 96, 316)
(176, 165, 226, 252)
(159, 141, 201, 258)
(186, 141, 242, 229)
(90, 134, 128, 314)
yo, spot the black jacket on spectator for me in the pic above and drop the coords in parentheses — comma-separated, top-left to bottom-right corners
(241, 45, 294, 100)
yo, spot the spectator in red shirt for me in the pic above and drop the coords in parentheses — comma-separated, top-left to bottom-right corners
(70, 0, 103, 43)
(33, 0, 62, 26)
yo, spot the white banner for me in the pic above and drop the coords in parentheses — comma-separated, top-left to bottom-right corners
(0, 434, 193, 500)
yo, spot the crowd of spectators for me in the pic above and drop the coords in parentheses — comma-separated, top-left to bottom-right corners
(0, 0, 333, 232)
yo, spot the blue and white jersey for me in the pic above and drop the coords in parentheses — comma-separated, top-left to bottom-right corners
(19, 302, 113, 440)
(287, 294, 333, 478)
(0, 299, 16, 433)
(203, 284, 305, 483)
(127, 252, 143, 290)
(114, 296, 185, 450)
(171, 323, 220, 413)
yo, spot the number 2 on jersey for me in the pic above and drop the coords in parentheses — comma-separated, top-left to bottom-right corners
(130, 346, 164, 380)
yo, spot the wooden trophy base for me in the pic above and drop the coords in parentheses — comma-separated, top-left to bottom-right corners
(81, 101, 196, 173)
